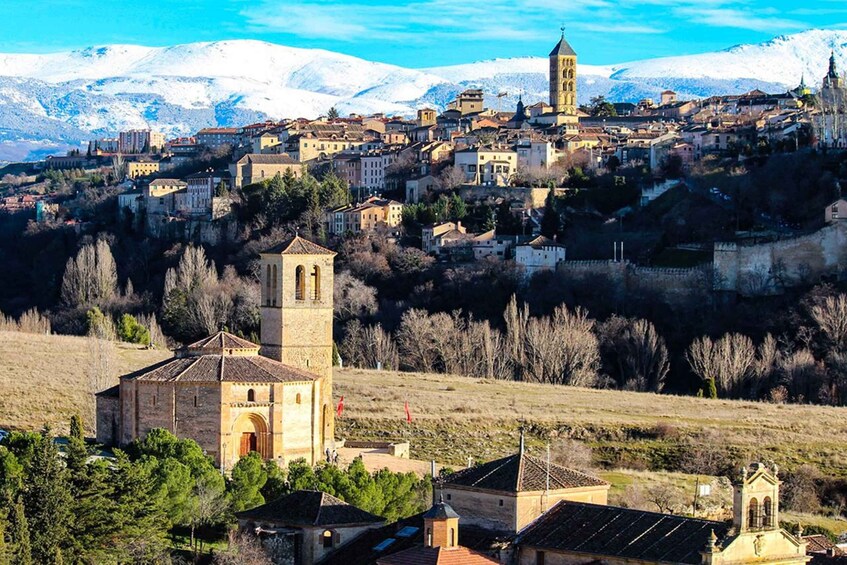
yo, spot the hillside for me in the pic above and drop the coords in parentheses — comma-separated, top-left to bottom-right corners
(2, 331, 847, 478)
(334, 369, 847, 475)
(0, 29, 844, 160)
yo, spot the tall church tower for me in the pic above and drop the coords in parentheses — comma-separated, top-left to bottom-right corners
(260, 235, 336, 445)
(549, 28, 578, 115)
(824, 50, 842, 90)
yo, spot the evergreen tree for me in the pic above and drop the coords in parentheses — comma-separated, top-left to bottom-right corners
(110, 453, 169, 561)
(229, 452, 267, 512)
(540, 187, 561, 239)
(8, 498, 31, 565)
(706, 377, 718, 399)
(65, 415, 88, 480)
(261, 460, 287, 502)
(327, 107, 340, 120)
(23, 428, 71, 564)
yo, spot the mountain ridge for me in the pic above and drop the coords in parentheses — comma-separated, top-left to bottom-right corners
(0, 29, 844, 162)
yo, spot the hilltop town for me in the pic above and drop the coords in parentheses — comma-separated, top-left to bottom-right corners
(1, 30, 847, 565)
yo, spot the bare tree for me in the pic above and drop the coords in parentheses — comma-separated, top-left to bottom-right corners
(438, 165, 466, 191)
(61, 239, 118, 308)
(550, 439, 595, 472)
(333, 271, 378, 321)
(597, 316, 669, 392)
(187, 476, 230, 553)
(396, 308, 440, 372)
(646, 482, 684, 514)
(810, 294, 847, 352)
(213, 531, 273, 565)
(686, 333, 756, 397)
(523, 305, 599, 386)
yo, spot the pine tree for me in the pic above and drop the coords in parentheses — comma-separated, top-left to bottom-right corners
(229, 452, 267, 512)
(23, 428, 71, 564)
(706, 377, 718, 399)
(0, 514, 9, 565)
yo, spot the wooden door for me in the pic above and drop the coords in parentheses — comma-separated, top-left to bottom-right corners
(240, 432, 256, 457)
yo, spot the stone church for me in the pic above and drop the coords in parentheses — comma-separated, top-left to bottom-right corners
(96, 236, 336, 469)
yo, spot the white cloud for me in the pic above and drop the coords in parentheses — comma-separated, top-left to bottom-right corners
(675, 6, 808, 32)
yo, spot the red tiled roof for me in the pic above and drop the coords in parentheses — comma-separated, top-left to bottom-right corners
(263, 235, 335, 256)
(378, 546, 498, 565)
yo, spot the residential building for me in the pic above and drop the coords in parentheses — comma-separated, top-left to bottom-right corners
(516, 139, 559, 170)
(119, 129, 165, 154)
(660, 90, 678, 106)
(185, 170, 230, 218)
(422, 222, 467, 255)
(325, 197, 403, 235)
(515, 235, 566, 277)
(447, 89, 484, 116)
(236, 490, 385, 565)
(454, 147, 517, 186)
(230, 154, 302, 188)
(826, 199, 847, 224)
(196, 127, 239, 149)
(470, 231, 518, 261)
(87, 138, 119, 154)
(406, 174, 438, 204)
(127, 161, 161, 179)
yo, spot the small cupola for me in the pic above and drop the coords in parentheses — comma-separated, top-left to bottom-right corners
(423, 495, 460, 548)
(733, 462, 780, 533)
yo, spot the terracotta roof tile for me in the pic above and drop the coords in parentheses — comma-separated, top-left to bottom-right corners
(378, 546, 498, 565)
(263, 235, 336, 256)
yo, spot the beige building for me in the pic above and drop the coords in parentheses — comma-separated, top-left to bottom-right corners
(515, 462, 809, 565)
(325, 197, 403, 235)
(454, 147, 517, 186)
(422, 221, 467, 255)
(549, 31, 578, 116)
(448, 89, 485, 116)
(230, 154, 302, 188)
(127, 161, 161, 179)
(435, 441, 609, 534)
(96, 236, 336, 470)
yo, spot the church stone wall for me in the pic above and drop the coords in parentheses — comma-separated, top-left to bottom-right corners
(436, 487, 518, 533)
(174, 384, 222, 462)
(95, 395, 119, 446)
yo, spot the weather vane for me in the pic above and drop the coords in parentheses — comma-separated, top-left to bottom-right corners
(560, 23, 565, 37)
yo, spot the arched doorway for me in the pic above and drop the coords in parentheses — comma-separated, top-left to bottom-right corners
(232, 413, 270, 459)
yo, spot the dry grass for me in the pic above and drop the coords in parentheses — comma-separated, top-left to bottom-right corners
(0, 331, 168, 433)
(334, 368, 847, 474)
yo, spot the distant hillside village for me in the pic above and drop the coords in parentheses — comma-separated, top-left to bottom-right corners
(2, 35, 847, 297)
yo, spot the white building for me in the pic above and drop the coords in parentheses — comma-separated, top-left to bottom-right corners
(516, 139, 559, 170)
(454, 147, 517, 186)
(515, 235, 566, 277)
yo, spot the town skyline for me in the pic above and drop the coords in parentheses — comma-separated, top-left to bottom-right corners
(0, 0, 844, 67)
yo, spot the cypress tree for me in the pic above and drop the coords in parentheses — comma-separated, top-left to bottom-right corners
(65, 415, 88, 481)
(540, 187, 560, 239)
(23, 428, 71, 564)
(706, 378, 718, 399)
(0, 515, 9, 565)
(8, 498, 31, 565)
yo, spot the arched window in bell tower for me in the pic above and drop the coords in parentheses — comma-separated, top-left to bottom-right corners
(312, 265, 321, 301)
(295, 265, 305, 301)
(271, 264, 278, 306)
(763, 497, 773, 527)
(748, 498, 760, 529)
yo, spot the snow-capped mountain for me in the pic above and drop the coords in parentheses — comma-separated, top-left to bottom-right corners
(0, 29, 844, 161)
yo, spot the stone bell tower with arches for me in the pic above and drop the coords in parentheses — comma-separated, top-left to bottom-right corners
(260, 235, 336, 447)
(549, 26, 578, 116)
(733, 462, 780, 534)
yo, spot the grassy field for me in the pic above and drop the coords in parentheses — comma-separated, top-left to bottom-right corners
(3, 331, 847, 479)
(334, 368, 847, 476)
(0, 331, 169, 433)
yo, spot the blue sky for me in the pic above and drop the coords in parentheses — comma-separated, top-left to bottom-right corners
(0, 0, 844, 66)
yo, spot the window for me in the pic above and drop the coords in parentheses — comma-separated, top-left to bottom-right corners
(271, 264, 278, 306)
(322, 530, 334, 548)
(449, 528, 455, 547)
(445, 493, 451, 501)
(193, 396, 198, 407)
(426, 528, 432, 546)
(763, 497, 774, 527)
(499, 499, 504, 506)
(295, 265, 306, 300)
(265, 265, 272, 306)
(296, 393, 302, 404)
(536, 550, 546, 565)
(748, 498, 761, 529)
(247, 389, 256, 402)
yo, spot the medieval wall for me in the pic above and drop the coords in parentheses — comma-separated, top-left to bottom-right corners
(146, 215, 237, 245)
(714, 223, 847, 296)
(175, 384, 223, 463)
(95, 395, 120, 446)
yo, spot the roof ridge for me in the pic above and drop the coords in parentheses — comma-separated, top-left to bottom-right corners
(175, 355, 204, 382)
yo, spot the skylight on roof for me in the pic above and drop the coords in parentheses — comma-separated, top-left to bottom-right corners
(395, 526, 418, 538)
(372, 538, 396, 552)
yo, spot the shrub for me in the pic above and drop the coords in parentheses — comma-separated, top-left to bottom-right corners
(117, 314, 150, 346)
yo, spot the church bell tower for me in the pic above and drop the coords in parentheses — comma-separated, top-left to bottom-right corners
(260, 235, 336, 445)
(549, 27, 578, 115)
